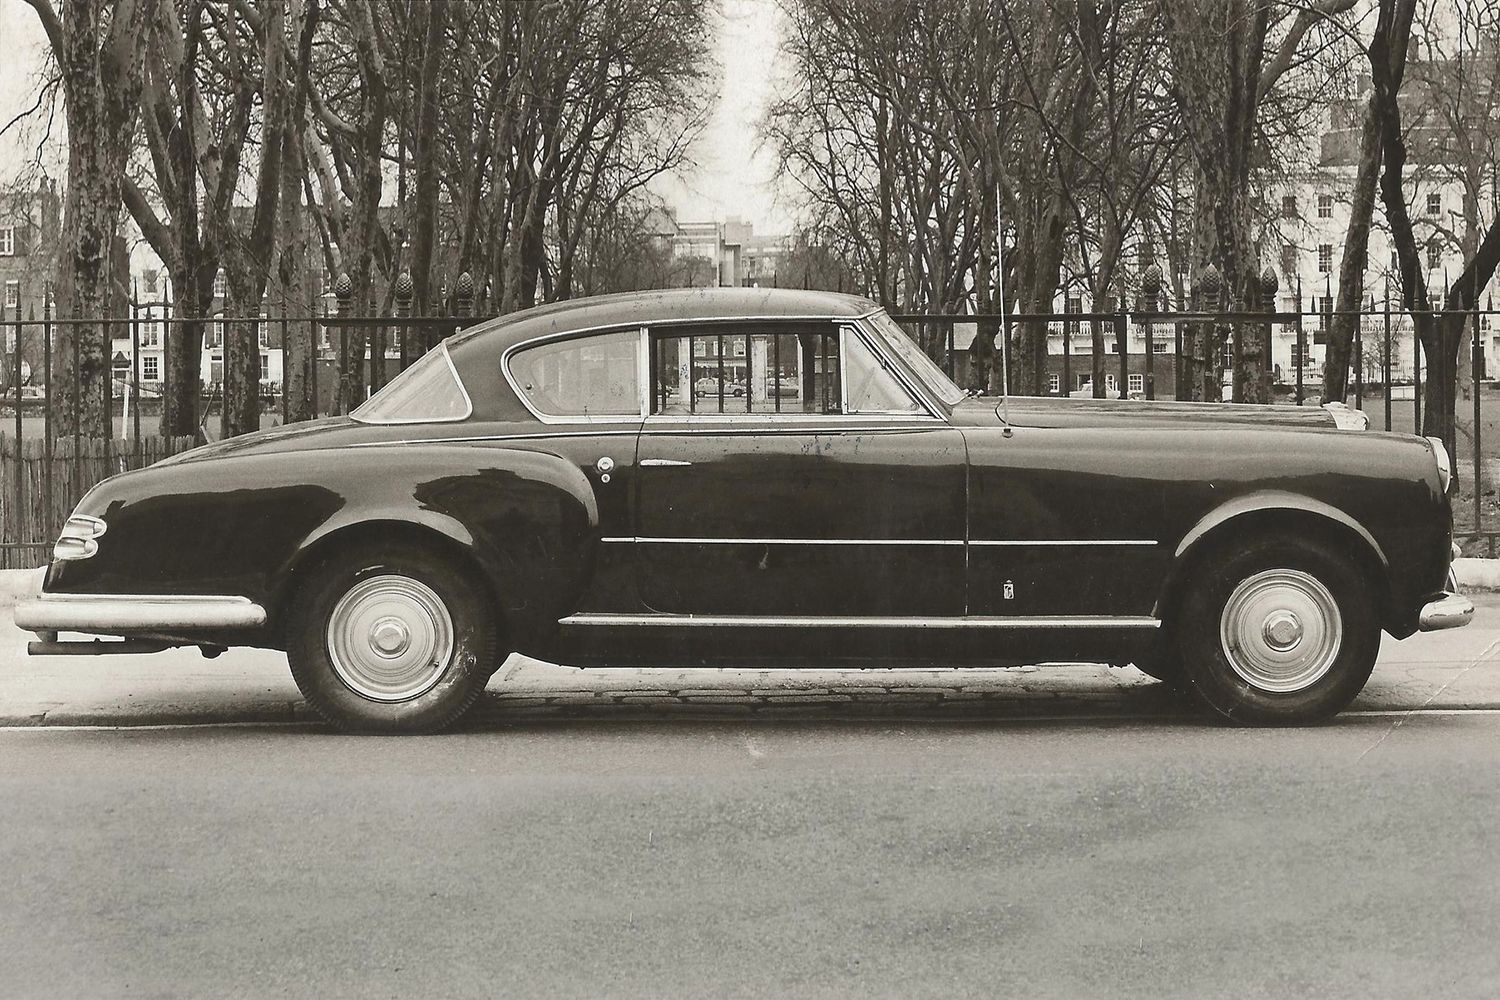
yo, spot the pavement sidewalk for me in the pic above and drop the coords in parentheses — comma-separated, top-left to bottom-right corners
(2, 592, 1497, 728)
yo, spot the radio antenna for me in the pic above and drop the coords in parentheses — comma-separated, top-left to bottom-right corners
(995, 181, 1013, 434)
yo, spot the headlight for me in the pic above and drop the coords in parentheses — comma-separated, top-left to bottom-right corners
(1426, 436, 1452, 494)
(54, 513, 106, 561)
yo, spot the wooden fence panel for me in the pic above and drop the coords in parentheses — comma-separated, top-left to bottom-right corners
(0, 435, 197, 569)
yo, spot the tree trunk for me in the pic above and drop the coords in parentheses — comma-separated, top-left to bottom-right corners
(40, 0, 155, 437)
(408, 0, 445, 316)
(1324, 92, 1382, 403)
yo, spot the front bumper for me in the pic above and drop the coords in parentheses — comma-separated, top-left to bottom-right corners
(13, 593, 267, 636)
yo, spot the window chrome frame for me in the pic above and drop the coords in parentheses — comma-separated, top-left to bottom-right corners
(500, 326, 651, 425)
(495, 309, 949, 427)
(642, 314, 942, 425)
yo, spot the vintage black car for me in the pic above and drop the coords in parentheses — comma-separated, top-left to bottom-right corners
(15, 288, 1473, 732)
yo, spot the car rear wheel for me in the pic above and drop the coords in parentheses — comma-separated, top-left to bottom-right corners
(287, 543, 497, 733)
(1176, 536, 1378, 725)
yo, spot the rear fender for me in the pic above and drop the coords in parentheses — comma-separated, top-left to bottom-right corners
(267, 445, 601, 645)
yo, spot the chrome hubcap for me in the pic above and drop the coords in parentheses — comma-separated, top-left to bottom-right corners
(1220, 569, 1341, 693)
(327, 575, 454, 702)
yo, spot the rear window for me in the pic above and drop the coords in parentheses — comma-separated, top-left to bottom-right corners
(350, 344, 471, 424)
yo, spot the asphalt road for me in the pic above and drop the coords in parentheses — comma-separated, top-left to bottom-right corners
(2, 715, 1497, 1000)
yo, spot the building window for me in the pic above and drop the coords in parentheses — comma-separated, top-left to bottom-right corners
(1291, 342, 1303, 368)
(1221, 341, 1234, 370)
(1321, 295, 1334, 328)
(143, 269, 159, 294)
(1281, 195, 1297, 218)
(1104, 373, 1117, 393)
(1427, 192, 1442, 216)
(1153, 340, 1169, 354)
(1318, 194, 1333, 218)
(0, 226, 13, 256)
(1065, 295, 1083, 314)
(260, 354, 269, 381)
(1128, 373, 1144, 394)
(1427, 243, 1441, 270)
(1281, 244, 1297, 277)
(3, 281, 17, 308)
(1318, 244, 1333, 273)
(143, 356, 160, 381)
(213, 270, 226, 298)
(1076, 373, 1091, 390)
(1048, 373, 1060, 394)
(140, 318, 159, 347)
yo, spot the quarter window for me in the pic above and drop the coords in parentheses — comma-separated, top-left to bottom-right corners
(508, 329, 641, 419)
(842, 328, 921, 414)
(352, 344, 471, 423)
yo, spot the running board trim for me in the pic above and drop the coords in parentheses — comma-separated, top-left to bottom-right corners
(559, 613, 1161, 629)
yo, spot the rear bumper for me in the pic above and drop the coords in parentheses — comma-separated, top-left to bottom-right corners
(1418, 591, 1474, 631)
(13, 593, 267, 636)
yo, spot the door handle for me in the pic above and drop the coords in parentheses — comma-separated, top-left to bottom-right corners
(595, 455, 614, 483)
(639, 458, 692, 467)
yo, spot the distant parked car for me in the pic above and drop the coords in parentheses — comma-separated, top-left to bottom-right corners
(15, 287, 1472, 733)
(695, 376, 745, 397)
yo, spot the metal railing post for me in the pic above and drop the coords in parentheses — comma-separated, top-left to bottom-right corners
(394, 271, 413, 375)
(334, 273, 351, 415)
(1295, 276, 1305, 407)
(1062, 311, 1072, 394)
(1384, 291, 1392, 430)
(1414, 316, 1422, 436)
(42, 285, 51, 534)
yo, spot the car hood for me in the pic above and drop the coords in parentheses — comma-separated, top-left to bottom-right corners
(950, 395, 1345, 431)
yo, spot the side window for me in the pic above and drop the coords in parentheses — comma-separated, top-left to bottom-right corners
(652, 327, 841, 415)
(842, 327, 922, 414)
(509, 330, 641, 419)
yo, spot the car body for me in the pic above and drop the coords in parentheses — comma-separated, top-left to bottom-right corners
(15, 287, 1472, 732)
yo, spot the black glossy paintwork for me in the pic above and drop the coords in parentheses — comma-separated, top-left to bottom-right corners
(41, 288, 1454, 666)
(635, 420, 966, 615)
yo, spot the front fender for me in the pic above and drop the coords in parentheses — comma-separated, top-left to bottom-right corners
(1171, 489, 1389, 572)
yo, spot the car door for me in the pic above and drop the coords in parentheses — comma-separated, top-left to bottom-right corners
(633, 322, 966, 618)
(502, 326, 646, 611)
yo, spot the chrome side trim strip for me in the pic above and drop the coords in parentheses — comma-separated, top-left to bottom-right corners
(15, 593, 268, 634)
(560, 613, 1161, 629)
(638, 458, 693, 467)
(600, 536, 964, 546)
(600, 536, 1154, 547)
(970, 539, 1159, 547)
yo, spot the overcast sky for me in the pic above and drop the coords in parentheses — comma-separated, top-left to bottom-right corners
(653, 0, 794, 234)
(0, 0, 793, 233)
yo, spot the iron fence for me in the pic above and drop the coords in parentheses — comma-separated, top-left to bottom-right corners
(0, 293, 1495, 565)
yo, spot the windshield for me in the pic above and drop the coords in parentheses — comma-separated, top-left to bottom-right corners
(865, 311, 967, 407)
(351, 343, 472, 424)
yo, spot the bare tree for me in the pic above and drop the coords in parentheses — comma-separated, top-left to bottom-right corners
(24, 0, 158, 436)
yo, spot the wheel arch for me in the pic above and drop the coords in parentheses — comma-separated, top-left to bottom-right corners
(1155, 492, 1391, 626)
(270, 515, 503, 643)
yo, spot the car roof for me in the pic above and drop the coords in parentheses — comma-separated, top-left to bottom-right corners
(448, 287, 879, 353)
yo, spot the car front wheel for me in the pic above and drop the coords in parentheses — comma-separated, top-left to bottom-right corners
(1176, 536, 1379, 725)
(287, 543, 497, 733)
